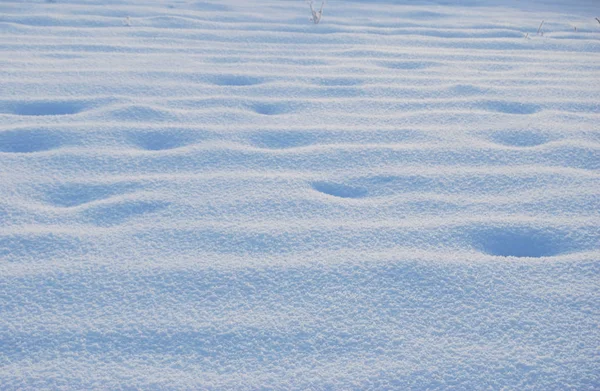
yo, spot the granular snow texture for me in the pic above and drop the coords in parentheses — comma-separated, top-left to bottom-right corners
(0, 0, 599, 389)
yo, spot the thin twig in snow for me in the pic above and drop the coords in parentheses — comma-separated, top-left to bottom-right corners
(537, 20, 544, 35)
(307, 0, 325, 24)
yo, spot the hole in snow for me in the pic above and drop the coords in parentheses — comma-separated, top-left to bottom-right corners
(0, 129, 64, 153)
(481, 101, 541, 115)
(250, 131, 316, 149)
(84, 200, 169, 227)
(128, 129, 201, 151)
(210, 75, 265, 86)
(472, 227, 572, 258)
(252, 103, 291, 116)
(488, 130, 549, 147)
(378, 61, 438, 70)
(45, 183, 140, 207)
(11, 101, 84, 116)
(312, 182, 368, 199)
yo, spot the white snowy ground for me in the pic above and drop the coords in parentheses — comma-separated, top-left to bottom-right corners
(1, 0, 599, 389)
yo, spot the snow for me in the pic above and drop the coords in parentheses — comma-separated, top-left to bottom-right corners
(1, 0, 599, 389)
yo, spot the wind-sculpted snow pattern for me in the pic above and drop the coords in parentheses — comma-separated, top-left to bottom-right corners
(1, 0, 599, 389)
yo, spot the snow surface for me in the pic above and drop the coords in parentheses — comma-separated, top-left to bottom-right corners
(1, 0, 599, 389)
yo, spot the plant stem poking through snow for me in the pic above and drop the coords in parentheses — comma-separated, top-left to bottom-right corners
(307, 0, 325, 24)
(537, 20, 544, 35)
